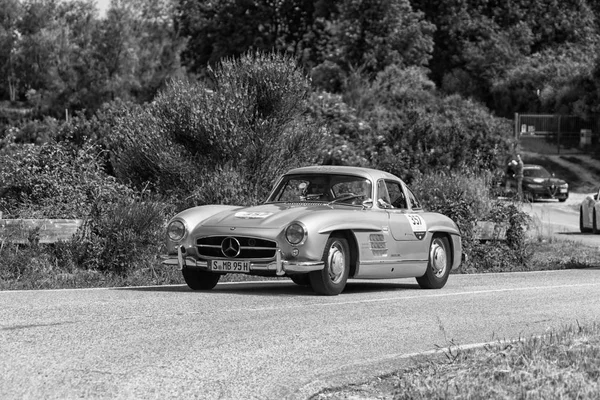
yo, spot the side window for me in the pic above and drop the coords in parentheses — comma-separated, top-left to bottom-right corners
(377, 180, 391, 204)
(386, 181, 407, 209)
(406, 187, 422, 209)
(377, 180, 406, 209)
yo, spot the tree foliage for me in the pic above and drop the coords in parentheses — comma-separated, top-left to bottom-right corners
(0, 0, 182, 120)
(411, 0, 600, 109)
(309, 65, 514, 179)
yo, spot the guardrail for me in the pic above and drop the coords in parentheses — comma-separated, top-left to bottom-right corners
(0, 218, 84, 245)
(474, 221, 507, 241)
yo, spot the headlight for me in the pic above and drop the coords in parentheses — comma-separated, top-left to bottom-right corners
(167, 220, 186, 241)
(561, 183, 569, 188)
(285, 223, 306, 245)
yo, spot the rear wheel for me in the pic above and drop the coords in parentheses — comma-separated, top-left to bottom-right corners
(309, 236, 350, 296)
(417, 235, 451, 289)
(182, 268, 220, 290)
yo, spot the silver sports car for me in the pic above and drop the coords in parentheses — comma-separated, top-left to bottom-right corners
(162, 166, 465, 295)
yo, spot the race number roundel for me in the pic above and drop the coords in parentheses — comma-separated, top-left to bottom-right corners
(406, 214, 427, 240)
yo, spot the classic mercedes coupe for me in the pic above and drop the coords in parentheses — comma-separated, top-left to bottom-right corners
(162, 166, 465, 295)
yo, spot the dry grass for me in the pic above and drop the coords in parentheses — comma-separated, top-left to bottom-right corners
(314, 323, 600, 399)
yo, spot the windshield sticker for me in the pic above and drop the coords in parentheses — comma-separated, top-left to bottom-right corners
(406, 214, 427, 240)
(235, 211, 273, 219)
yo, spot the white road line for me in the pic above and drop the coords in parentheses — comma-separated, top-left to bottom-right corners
(227, 282, 600, 312)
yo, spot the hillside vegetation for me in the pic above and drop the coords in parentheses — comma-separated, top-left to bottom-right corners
(2, 1, 600, 287)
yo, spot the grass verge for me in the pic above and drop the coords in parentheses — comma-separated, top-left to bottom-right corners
(313, 322, 600, 399)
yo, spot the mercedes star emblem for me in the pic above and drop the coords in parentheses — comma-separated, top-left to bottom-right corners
(221, 237, 241, 258)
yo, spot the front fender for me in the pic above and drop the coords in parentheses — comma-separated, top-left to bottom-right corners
(317, 221, 383, 235)
(165, 205, 241, 254)
(422, 213, 461, 237)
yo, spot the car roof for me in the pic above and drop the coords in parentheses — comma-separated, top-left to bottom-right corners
(285, 165, 402, 182)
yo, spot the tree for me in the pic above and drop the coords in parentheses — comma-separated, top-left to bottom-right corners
(0, 0, 22, 101)
(411, 0, 599, 110)
(325, 0, 435, 74)
(177, 0, 321, 76)
(95, 0, 184, 104)
(491, 43, 597, 117)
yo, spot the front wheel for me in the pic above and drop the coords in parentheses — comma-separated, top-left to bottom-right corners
(416, 235, 451, 289)
(182, 268, 220, 290)
(309, 236, 350, 296)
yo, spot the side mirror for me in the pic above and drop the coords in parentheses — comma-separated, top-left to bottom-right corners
(362, 199, 374, 209)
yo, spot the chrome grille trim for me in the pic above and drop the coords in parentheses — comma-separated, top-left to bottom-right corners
(196, 235, 277, 260)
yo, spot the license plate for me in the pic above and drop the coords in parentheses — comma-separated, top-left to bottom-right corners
(209, 260, 250, 273)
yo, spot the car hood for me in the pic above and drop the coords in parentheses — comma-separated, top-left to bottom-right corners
(523, 176, 567, 186)
(198, 203, 343, 229)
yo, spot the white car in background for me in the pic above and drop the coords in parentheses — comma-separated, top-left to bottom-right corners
(580, 188, 600, 232)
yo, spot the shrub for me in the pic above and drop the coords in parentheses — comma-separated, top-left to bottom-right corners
(108, 51, 323, 203)
(465, 202, 533, 273)
(410, 171, 531, 272)
(178, 163, 257, 210)
(411, 171, 493, 240)
(311, 60, 346, 93)
(307, 65, 515, 178)
(74, 194, 172, 275)
(0, 141, 131, 218)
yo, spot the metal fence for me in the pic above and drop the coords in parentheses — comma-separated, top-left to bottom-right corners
(514, 113, 599, 154)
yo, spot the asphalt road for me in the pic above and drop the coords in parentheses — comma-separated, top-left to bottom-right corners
(523, 192, 600, 247)
(2, 269, 600, 400)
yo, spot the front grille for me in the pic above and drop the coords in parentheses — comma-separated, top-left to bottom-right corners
(546, 185, 558, 196)
(196, 236, 277, 260)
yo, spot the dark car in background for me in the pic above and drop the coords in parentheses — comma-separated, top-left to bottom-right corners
(503, 164, 569, 202)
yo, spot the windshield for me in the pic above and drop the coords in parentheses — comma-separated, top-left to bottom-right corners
(267, 174, 372, 205)
(523, 166, 551, 178)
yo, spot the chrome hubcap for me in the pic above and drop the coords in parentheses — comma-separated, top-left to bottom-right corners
(328, 241, 346, 284)
(430, 239, 447, 277)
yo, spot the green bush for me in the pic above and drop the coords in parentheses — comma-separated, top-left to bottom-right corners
(0, 141, 130, 218)
(108, 51, 323, 202)
(308, 65, 515, 178)
(74, 195, 172, 275)
(411, 170, 493, 239)
(184, 163, 257, 209)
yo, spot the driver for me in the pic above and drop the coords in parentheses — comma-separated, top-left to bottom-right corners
(304, 180, 330, 200)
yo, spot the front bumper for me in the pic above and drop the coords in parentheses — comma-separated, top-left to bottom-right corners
(525, 185, 568, 199)
(161, 246, 324, 276)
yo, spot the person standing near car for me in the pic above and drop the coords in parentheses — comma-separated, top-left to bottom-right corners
(506, 158, 517, 193)
(515, 154, 524, 200)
